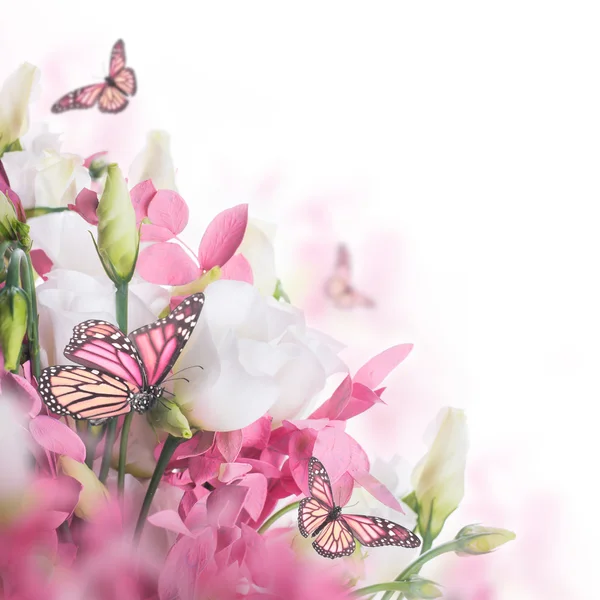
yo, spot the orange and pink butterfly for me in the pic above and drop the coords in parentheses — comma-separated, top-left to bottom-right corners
(299, 457, 421, 559)
(51, 39, 136, 114)
(38, 294, 204, 424)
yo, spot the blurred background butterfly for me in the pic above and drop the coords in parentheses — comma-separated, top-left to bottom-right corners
(51, 39, 137, 114)
(38, 294, 204, 424)
(324, 244, 375, 310)
(298, 457, 420, 559)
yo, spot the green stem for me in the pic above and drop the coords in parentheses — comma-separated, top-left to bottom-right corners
(98, 420, 117, 484)
(134, 435, 184, 542)
(25, 206, 70, 218)
(23, 252, 41, 379)
(353, 582, 413, 598)
(258, 501, 300, 534)
(114, 279, 129, 495)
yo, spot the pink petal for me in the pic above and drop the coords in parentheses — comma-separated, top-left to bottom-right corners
(148, 509, 193, 537)
(3, 372, 42, 417)
(140, 223, 175, 242)
(147, 189, 189, 235)
(29, 415, 86, 462)
(238, 473, 268, 521)
(137, 242, 199, 285)
(189, 456, 222, 485)
(309, 375, 352, 420)
(241, 415, 272, 450)
(198, 204, 249, 270)
(83, 151, 108, 168)
(351, 469, 405, 513)
(166, 430, 215, 462)
(313, 427, 352, 483)
(238, 458, 282, 479)
(72, 187, 99, 225)
(130, 179, 157, 222)
(219, 462, 252, 483)
(337, 382, 385, 420)
(0, 161, 10, 192)
(32, 475, 82, 529)
(220, 254, 254, 284)
(206, 485, 249, 527)
(6, 188, 26, 222)
(216, 429, 243, 463)
(30, 248, 53, 281)
(288, 429, 318, 495)
(334, 471, 355, 507)
(354, 344, 413, 389)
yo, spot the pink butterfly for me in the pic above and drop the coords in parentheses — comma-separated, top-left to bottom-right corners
(38, 294, 204, 424)
(298, 457, 420, 559)
(324, 244, 375, 309)
(51, 39, 136, 114)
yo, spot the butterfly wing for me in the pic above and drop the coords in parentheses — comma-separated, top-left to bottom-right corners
(38, 365, 136, 424)
(63, 320, 145, 388)
(98, 85, 129, 113)
(298, 497, 331, 538)
(109, 39, 127, 78)
(112, 67, 137, 96)
(312, 518, 356, 559)
(307, 456, 335, 509)
(51, 84, 105, 113)
(129, 293, 205, 386)
(341, 514, 421, 549)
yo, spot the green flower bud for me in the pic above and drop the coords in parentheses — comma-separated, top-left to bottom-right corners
(96, 164, 139, 282)
(88, 159, 108, 181)
(0, 286, 28, 371)
(0, 191, 30, 248)
(405, 577, 443, 599)
(148, 398, 192, 439)
(454, 524, 516, 556)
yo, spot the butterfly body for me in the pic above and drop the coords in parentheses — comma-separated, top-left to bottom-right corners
(39, 294, 205, 424)
(298, 457, 421, 559)
(324, 244, 375, 309)
(51, 39, 137, 114)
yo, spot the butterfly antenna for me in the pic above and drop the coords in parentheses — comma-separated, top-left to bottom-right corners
(161, 389, 175, 397)
(162, 376, 190, 384)
(170, 365, 204, 376)
(158, 399, 172, 411)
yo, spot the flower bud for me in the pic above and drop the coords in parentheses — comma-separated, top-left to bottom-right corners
(406, 577, 443, 599)
(147, 398, 193, 439)
(0, 63, 39, 155)
(454, 524, 516, 556)
(0, 191, 30, 247)
(96, 163, 139, 281)
(411, 408, 468, 541)
(0, 285, 28, 371)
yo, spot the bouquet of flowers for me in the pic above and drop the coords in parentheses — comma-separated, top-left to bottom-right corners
(0, 63, 514, 600)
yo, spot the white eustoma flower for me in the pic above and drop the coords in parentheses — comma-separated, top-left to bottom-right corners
(2, 132, 90, 209)
(129, 130, 177, 191)
(174, 279, 346, 432)
(411, 407, 468, 541)
(36, 269, 169, 367)
(0, 63, 39, 154)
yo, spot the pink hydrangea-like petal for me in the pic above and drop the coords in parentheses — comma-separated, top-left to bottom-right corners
(220, 253, 254, 284)
(238, 458, 282, 480)
(241, 415, 272, 450)
(29, 415, 86, 462)
(353, 343, 413, 389)
(216, 429, 244, 463)
(137, 242, 199, 285)
(334, 471, 355, 507)
(238, 473, 268, 521)
(313, 426, 352, 482)
(206, 485, 249, 527)
(219, 462, 252, 483)
(2, 371, 42, 417)
(351, 468, 405, 513)
(198, 204, 249, 270)
(147, 189, 189, 235)
(140, 223, 175, 242)
(30, 248, 53, 281)
(288, 429, 318, 495)
(130, 179, 157, 222)
(71, 187, 99, 225)
(337, 382, 384, 420)
(309, 375, 352, 419)
(148, 509, 193, 537)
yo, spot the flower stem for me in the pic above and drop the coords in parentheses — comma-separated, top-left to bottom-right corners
(22, 252, 41, 380)
(134, 434, 184, 542)
(114, 278, 130, 495)
(99, 420, 117, 484)
(257, 501, 300, 534)
(352, 582, 413, 598)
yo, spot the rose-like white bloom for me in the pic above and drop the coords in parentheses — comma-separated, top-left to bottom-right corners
(2, 132, 89, 209)
(237, 218, 278, 296)
(0, 63, 39, 154)
(174, 279, 346, 431)
(37, 269, 169, 367)
(129, 130, 177, 191)
(411, 407, 468, 541)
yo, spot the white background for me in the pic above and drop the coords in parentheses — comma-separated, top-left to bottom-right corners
(2, 2, 598, 597)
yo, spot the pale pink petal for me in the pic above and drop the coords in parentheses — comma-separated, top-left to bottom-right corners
(33, 475, 82, 529)
(238, 458, 282, 479)
(3, 372, 42, 417)
(216, 429, 244, 463)
(238, 473, 268, 521)
(71, 187, 99, 225)
(313, 427, 352, 482)
(206, 485, 249, 527)
(148, 509, 193, 537)
(288, 429, 318, 495)
(309, 375, 352, 419)
(83, 151, 108, 168)
(147, 189, 189, 235)
(198, 204, 249, 270)
(140, 223, 175, 241)
(130, 179, 157, 222)
(337, 382, 384, 420)
(351, 468, 405, 513)
(137, 242, 199, 285)
(353, 343, 413, 389)
(29, 415, 86, 462)
(219, 462, 252, 483)
(30, 248, 53, 281)
(220, 254, 254, 284)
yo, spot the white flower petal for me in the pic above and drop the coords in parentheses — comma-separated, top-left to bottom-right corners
(129, 130, 177, 191)
(237, 220, 277, 296)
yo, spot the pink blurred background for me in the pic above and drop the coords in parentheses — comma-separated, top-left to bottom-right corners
(3, 2, 598, 597)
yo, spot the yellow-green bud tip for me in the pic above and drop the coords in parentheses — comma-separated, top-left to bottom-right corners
(455, 524, 516, 556)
